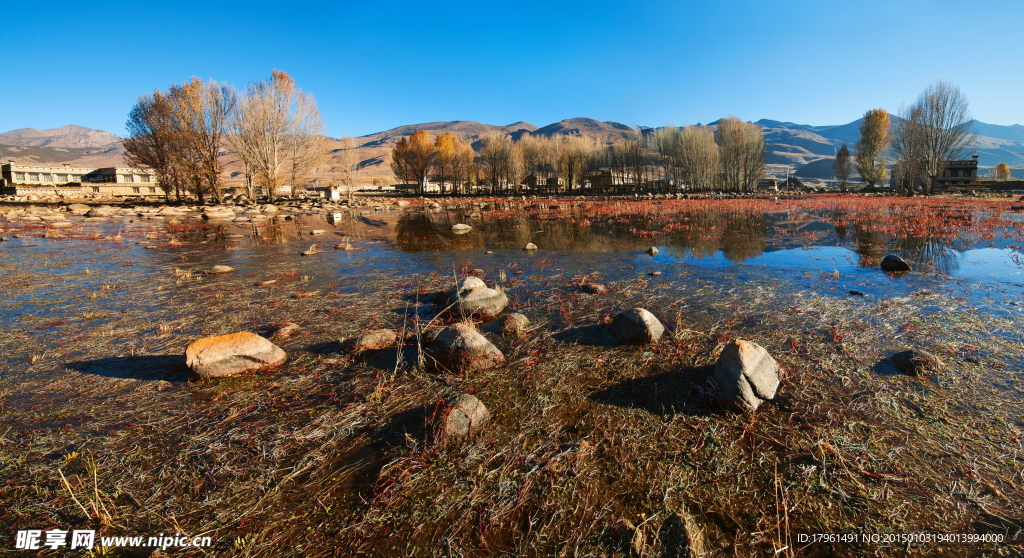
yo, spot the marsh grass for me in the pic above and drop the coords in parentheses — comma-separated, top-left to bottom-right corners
(0, 198, 1022, 557)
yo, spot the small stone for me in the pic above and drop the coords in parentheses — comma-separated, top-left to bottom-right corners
(210, 265, 235, 274)
(712, 339, 780, 412)
(524, 242, 538, 251)
(431, 394, 490, 439)
(335, 243, 355, 251)
(452, 224, 472, 234)
(609, 308, 665, 344)
(849, 290, 865, 296)
(270, 322, 300, 341)
(501, 313, 530, 336)
(258, 279, 277, 287)
(485, 250, 494, 254)
(647, 246, 659, 256)
(301, 244, 319, 256)
(880, 254, 912, 272)
(185, 332, 287, 378)
(581, 283, 608, 294)
(428, 323, 505, 373)
(292, 291, 320, 298)
(648, 271, 662, 276)
(892, 349, 944, 376)
(310, 229, 327, 235)
(351, 329, 398, 354)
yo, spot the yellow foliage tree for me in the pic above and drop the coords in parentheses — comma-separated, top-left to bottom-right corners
(391, 130, 436, 194)
(855, 109, 891, 188)
(994, 162, 1011, 181)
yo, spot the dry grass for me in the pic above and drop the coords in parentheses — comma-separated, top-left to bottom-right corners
(0, 197, 1022, 557)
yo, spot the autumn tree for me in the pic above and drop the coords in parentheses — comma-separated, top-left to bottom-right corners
(391, 130, 436, 194)
(855, 109, 890, 188)
(833, 144, 852, 192)
(450, 139, 475, 193)
(892, 81, 975, 195)
(716, 117, 765, 192)
(228, 70, 328, 201)
(994, 162, 1011, 181)
(124, 78, 234, 204)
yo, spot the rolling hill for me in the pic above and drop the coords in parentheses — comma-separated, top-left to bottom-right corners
(3, 117, 1022, 184)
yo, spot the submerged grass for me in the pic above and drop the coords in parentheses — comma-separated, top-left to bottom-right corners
(0, 198, 1022, 557)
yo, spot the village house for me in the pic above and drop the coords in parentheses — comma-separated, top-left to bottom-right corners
(0, 163, 161, 197)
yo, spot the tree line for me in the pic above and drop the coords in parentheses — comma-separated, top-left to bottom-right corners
(391, 117, 767, 195)
(123, 70, 329, 203)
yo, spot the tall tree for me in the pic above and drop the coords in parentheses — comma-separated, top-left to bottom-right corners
(391, 130, 436, 194)
(124, 78, 233, 204)
(554, 135, 591, 192)
(450, 139, 475, 194)
(481, 133, 523, 193)
(228, 70, 327, 201)
(892, 81, 975, 195)
(716, 117, 765, 192)
(994, 162, 1011, 181)
(678, 125, 720, 192)
(833, 144, 852, 192)
(433, 132, 458, 193)
(855, 109, 891, 188)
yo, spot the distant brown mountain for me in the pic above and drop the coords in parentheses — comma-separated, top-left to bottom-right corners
(3, 117, 1023, 183)
(0, 125, 121, 149)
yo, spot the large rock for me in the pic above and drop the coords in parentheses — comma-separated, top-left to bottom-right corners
(609, 308, 664, 344)
(892, 348, 943, 376)
(428, 323, 505, 373)
(880, 254, 912, 272)
(430, 394, 490, 439)
(351, 329, 398, 354)
(185, 332, 287, 378)
(451, 277, 508, 319)
(712, 340, 780, 412)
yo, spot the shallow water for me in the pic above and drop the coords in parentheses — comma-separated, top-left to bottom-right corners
(1, 198, 1023, 415)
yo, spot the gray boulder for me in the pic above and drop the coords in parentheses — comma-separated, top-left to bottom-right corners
(185, 332, 287, 378)
(609, 308, 664, 344)
(451, 277, 508, 319)
(430, 393, 490, 438)
(712, 339, 780, 412)
(428, 323, 505, 373)
(880, 254, 912, 272)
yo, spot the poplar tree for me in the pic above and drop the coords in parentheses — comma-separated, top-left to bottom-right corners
(855, 109, 891, 188)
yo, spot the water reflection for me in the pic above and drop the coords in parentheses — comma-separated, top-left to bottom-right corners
(156, 203, 1012, 277)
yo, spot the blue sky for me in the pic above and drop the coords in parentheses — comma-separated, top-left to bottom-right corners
(4, 0, 1022, 138)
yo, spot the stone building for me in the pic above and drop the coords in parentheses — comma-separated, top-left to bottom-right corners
(0, 163, 161, 197)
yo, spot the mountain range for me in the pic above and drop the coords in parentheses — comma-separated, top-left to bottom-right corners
(2, 118, 1022, 184)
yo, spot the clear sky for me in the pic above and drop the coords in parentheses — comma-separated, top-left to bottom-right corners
(4, 0, 1022, 138)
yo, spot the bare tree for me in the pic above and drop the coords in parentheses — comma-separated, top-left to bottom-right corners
(833, 144, 852, 192)
(678, 125, 720, 192)
(228, 70, 327, 201)
(450, 139, 475, 194)
(481, 133, 523, 193)
(554, 135, 591, 192)
(892, 81, 975, 195)
(855, 108, 890, 188)
(716, 117, 765, 192)
(124, 91, 182, 202)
